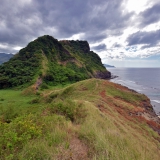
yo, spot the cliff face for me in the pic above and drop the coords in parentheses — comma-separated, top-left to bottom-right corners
(93, 70, 111, 79)
(0, 35, 111, 89)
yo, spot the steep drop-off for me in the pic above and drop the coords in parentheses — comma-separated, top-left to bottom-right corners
(0, 35, 110, 89)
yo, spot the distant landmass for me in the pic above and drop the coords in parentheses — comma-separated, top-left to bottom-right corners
(103, 64, 115, 68)
(0, 53, 13, 64)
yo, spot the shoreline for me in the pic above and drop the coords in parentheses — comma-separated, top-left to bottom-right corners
(109, 72, 160, 115)
(108, 75, 160, 117)
(107, 68, 160, 116)
(108, 77, 160, 134)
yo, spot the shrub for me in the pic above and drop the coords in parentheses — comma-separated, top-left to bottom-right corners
(40, 83, 49, 90)
(29, 98, 40, 104)
(49, 100, 87, 123)
(0, 114, 43, 159)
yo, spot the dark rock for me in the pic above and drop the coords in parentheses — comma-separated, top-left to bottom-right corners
(94, 71, 111, 79)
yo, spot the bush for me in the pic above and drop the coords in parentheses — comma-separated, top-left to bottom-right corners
(40, 83, 49, 90)
(29, 98, 40, 104)
(0, 114, 43, 159)
(49, 100, 87, 123)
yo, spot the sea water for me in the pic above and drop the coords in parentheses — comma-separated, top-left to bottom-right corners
(107, 68, 160, 115)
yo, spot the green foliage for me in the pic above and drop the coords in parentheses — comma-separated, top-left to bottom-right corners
(0, 53, 41, 89)
(0, 35, 110, 89)
(0, 114, 43, 159)
(40, 82, 49, 90)
(0, 89, 42, 123)
(49, 100, 87, 123)
(29, 98, 40, 104)
(44, 62, 88, 86)
(61, 40, 106, 72)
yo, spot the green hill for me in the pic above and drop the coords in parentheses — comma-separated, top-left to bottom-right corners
(0, 35, 110, 89)
(0, 79, 160, 159)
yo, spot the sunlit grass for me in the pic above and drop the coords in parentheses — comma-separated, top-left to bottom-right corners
(0, 78, 160, 159)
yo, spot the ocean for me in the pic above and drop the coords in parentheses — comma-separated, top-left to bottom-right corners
(107, 68, 160, 115)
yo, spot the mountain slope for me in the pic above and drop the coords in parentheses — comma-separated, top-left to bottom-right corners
(0, 78, 160, 159)
(0, 35, 110, 89)
(0, 53, 13, 64)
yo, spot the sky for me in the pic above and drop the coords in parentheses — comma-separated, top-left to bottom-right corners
(0, 0, 160, 67)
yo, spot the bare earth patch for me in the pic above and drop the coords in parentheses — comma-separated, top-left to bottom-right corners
(57, 136, 89, 160)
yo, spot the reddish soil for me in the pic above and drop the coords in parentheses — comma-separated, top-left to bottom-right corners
(69, 137, 89, 160)
(99, 81, 160, 135)
(57, 136, 89, 160)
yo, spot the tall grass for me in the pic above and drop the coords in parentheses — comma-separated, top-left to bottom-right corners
(0, 79, 160, 159)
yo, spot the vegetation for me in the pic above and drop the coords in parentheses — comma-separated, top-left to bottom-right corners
(0, 35, 159, 159)
(0, 35, 109, 89)
(0, 79, 160, 159)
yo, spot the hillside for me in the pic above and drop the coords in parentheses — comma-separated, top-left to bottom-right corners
(0, 78, 160, 159)
(0, 35, 110, 89)
(0, 53, 13, 64)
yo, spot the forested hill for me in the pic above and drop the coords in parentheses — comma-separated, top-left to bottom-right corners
(0, 35, 111, 89)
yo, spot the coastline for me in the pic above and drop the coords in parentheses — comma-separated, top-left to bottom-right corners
(107, 77, 160, 134)
(107, 68, 160, 116)
(110, 77, 160, 116)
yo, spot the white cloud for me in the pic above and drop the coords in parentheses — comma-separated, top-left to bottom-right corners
(64, 33, 85, 41)
(13, 46, 23, 51)
(142, 22, 160, 32)
(126, 0, 150, 14)
(0, 44, 9, 49)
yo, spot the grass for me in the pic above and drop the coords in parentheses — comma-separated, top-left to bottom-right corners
(105, 83, 146, 104)
(0, 89, 43, 122)
(78, 102, 159, 160)
(41, 50, 49, 77)
(0, 78, 160, 160)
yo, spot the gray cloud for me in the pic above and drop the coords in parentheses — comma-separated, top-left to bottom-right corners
(82, 33, 108, 43)
(112, 43, 122, 48)
(127, 30, 160, 47)
(92, 43, 107, 51)
(139, 3, 160, 27)
(0, 0, 133, 53)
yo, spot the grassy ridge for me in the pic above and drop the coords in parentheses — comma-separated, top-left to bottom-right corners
(0, 79, 160, 159)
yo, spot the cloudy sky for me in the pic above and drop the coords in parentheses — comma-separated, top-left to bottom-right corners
(0, 0, 160, 67)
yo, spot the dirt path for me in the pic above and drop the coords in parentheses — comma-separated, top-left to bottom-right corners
(35, 77, 42, 90)
(69, 136, 89, 160)
(57, 136, 89, 160)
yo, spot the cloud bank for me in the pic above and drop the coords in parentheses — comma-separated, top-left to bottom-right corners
(0, 0, 160, 67)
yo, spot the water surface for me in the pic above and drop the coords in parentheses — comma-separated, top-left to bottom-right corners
(108, 68, 160, 115)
